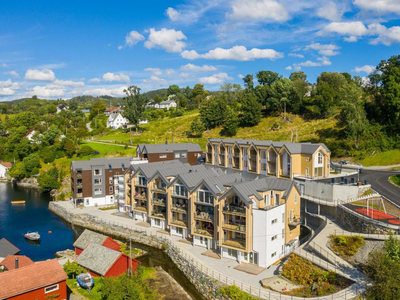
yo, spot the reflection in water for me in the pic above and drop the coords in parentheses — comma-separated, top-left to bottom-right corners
(24, 238, 41, 246)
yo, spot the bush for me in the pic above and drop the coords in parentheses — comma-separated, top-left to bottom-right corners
(63, 260, 85, 279)
(77, 145, 95, 157)
(218, 285, 257, 300)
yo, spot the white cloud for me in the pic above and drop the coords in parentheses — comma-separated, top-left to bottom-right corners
(238, 74, 244, 79)
(144, 28, 187, 53)
(118, 45, 123, 50)
(0, 88, 15, 96)
(125, 30, 145, 47)
(288, 53, 304, 58)
(179, 72, 191, 79)
(181, 63, 217, 72)
(317, 21, 368, 37)
(102, 72, 130, 83)
(1, 63, 9, 68)
(354, 0, 400, 15)
(70, 86, 127, 97)
(368, 23, 400, 46)
(304, 43, 340, 56)
(199, 73, 233, 85)
(4, 71, 19, 78)
(181, 46, 283, 61)
(165, 69, 175, 75)
(143, 75, 168, 86)
(230, 0, 289, 22)
(294, 56, 331, 68)
(52, 79, 85, 87)
(144, 68, 162, 76)
(88, 78, 101, 83)
(166, 7, 180, 21)
(0, 79, 20, 90)
(344, 36, 358, 42)
(30, 85, 66, 97)
(317, 2, 342, 21)
(37, 63, 66, 69)
(352, 65, 375, 74)
(285, 66, 293, 70)
(25, 69, 56, 81)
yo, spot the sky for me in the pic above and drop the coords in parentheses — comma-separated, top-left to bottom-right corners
(0, 0, 399, 101)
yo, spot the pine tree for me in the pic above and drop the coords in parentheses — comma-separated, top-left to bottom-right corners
(188, 117, 205, 138)
(239, 92, 262, 127)
(222, 107, 239, 137)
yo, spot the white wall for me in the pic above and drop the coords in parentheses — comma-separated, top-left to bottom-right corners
(297, 180, 360, 202)
(0, 165, 8, 178)
(193, 236, 209, 248)
(252, 204, 286, 268)
(171, 226, 187, 238)
(150, 218, 166, 229)
(134, 212, 147, 221)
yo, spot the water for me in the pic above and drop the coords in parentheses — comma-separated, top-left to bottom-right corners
(0, 182, 75, 261)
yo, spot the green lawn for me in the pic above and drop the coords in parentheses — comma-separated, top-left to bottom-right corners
(81, 141, 136, 156)
(390, 175, 400, 187)
(358, 149, 400, 167)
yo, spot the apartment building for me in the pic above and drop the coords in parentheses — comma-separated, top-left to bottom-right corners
(205, 138, 330, 179)
(125, 159, 301, 268)
(70, 157, 147, 207)
(136, 143, 203, 165)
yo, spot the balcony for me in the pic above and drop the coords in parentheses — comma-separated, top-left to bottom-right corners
(194, 212, 214, 223)
(133, 206, 147, 212)
(222, 238, 246, 249)
(152, 199, 166, 206)
(76, 183, 82, 188)
(171, 206, 188, 214)
(152, 186, 166, 194)
(151, 211, 166, 219)
(134, 194, 147, 200)
(135, 181, 147, 187)
(223, 205, 246, 216)
(76, 193, 82, 198)
(76, 173, 82, 179)
(222, 223, 246, 232)
(171, 219, 188, 227)
(195, 228, 213, 237)
(288, 216, 302, 227)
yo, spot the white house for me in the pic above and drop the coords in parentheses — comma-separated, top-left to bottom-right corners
(107, 112, 129, 129)
(159, 100, 177, 109)
(26, 130, 36, 141)
(146, 102, 160, 109)
(0, 162, 12, 178)
(56, 104, 68, 114)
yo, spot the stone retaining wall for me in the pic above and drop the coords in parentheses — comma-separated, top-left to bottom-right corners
(337, 205, 400, 235)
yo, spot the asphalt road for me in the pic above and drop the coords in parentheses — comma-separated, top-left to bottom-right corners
(347, 168, 400, 206)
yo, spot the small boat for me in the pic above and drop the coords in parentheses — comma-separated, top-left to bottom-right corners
(24, 231, 40, 241)
(76, 272, 94, 289)
(11, 200, 25, 204)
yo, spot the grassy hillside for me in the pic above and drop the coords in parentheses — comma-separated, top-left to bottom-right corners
(94, 110, 341, 151)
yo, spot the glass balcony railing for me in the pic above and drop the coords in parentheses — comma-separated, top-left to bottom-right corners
(223, 205, 246, 215)
(222, 238, 246, 249)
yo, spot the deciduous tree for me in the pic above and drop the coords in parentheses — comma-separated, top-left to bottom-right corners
(122, 85, 147, 128)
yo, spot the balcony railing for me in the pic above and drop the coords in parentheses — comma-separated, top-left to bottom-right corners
(133, 206, 147, 212)
(222, 223, 246, 232)
(152, 186, 166, 193)
(194, 212, 214, 222)
(76, 193, 82, 198)
(288, 216, 301, 227)
(223, 205, 246, 215)
(222, 238, 246, 249)
(151, 211, 166, 219)
(152, 199, 166, 206)
(171, 206, 188, 214)
(171, 219, 188, 227)
(195, 228, 213, 237)
(76, 183, 82, 188)
(76, 173, 82, 179)
(134, 194, 147, 200)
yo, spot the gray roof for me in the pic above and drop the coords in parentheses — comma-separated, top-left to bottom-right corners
(133, 160, 186, 179)
(76, 243, 121, 276)
(71, 157, 133, 171)
(138, 143, 202, 154)
(170, 169, 219, 190)
(73, 229, 107, 249)
(0, 238, 20, 257)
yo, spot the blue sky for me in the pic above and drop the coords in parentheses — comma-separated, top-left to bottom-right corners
(0, 0, 399, 100)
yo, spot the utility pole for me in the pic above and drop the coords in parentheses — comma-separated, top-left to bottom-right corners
(129, 127, 132, 144)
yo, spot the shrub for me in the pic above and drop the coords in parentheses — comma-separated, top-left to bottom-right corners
(77, 145, 95, 157)
(63, 260, 85, 278)
(218, 285, 257, 300)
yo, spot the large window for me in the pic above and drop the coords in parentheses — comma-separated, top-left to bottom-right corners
(197, 189, 213, 204)
(45, 284, 59, 293)
(228, 248, 238, 258)
(175, 153, 180, 158)
(94, 169, 101, 176)
(137, 175, 147, 186)
(174, 184, 187, 197)
(264, 194, 270, 206)
(94, 188, 102, 195)
(94, 178, 102, 185)
(318, 152, 323, 164)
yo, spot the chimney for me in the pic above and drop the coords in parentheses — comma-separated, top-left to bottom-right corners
(15, 257, 19, 269)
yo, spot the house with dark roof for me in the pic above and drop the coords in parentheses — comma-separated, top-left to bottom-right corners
(0, 238, 20, 260)
(75, 243, 140, 278)
(0, 255, 34, 271)
(106, 112, 129, 129)
(0, 259, 68, 300)
(73, 229, 121, 255)
(136, 143, 202, 165)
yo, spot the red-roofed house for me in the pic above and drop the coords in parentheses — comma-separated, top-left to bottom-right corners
(0, 162, 12, 178)
(0, 255, 34, 271)
(105, 106, 120, 116)
(0, 259, 68, 300)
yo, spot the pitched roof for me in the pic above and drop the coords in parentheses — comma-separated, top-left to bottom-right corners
(0, 162, 12, 168)
(0, 238, 20, 257)
(73, 229, 108, 249)
(0, 259, 67, 299)
(106, 107, 119, 112)
(76, 243, 121, 276)
(71, 157, 133, 171)
(138, 143, 202, 154)
(0, 255, 34, 270)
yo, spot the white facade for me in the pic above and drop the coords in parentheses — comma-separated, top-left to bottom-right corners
(26, 130, 36, 141)
(83, 195, 115, 207)
(150, 218, 166, 229)
(171, 226, 188, 238)
(107, 113, 129, 129)
(159, 100, 177, 109)
(0, 164, 10, 178)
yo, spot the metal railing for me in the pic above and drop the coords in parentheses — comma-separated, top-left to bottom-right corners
(223, 205, 246, 214)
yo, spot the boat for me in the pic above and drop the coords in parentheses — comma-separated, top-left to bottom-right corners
(11, 200, 25, 204)
(76, 272, 94, 289)
(24, 231, 40, 241)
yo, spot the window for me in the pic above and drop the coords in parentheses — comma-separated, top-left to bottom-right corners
(264, 194, 270, 206)
(274, 194, 280, 206)
(175, 184, 187, 197)
(175, 153, 180, 158)
(94, 178, 102, 185)
(318, 152, 323, 164)
(290, 229, 293, 236)
(271, 252, 276, 258)
(94, 169, 101, 176)
(197, 190, 213, 204)
(94, 188, 102, 195)
(109, 177, 113, 184)
(176, 227, 183, 235)
(137, 176, 147, 186)
(282, 228, 284, 238)
(271, 218, 278, 225)
(154, 218, 161, 226)
(271, 235, 277, 241)
(86, 199, 89, 205)
(159, 154, 167, 158)
(228, 248, 238, 258)
(109, 187, 113, 193)
(45, 284, 59, 293)
(290, 209, 293, 222)
(181, 153, 187, 158)
(282, 213, 285, 223)
(295, 193, 298, 204)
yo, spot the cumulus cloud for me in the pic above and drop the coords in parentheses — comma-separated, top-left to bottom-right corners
(25, 69, 56, 81)
(285, 66, 293, 70)
(368, 23, 400, 46)
(179, 72, 191, 79)
(4, 71, 19, 78)
(352, 65, 375, 74)
(230, 0, 289, 22)
(288, 53, 304, 58)
(118, 45, 123, 50)
(199, 73, 233, 85)
(181, 63, 217, 72)
(317, 2, 342, 21)
(102, 72, 130, 82)
(238, 74, 244, 79)
(145, 68, 162, 76)
(165, 69, 175, 75)
(304, 43, 340, 56)
(144, 28, 187, 53)
(344, 36, 358, 42)
(181, 46, 283, 61)
(125, 30, 145, 47)
(37, 63, 66, 69)
(294, 56, 331, 69)
(143, 75, 168, 86)
(317, 21, 368, 37)
(30, 85, 66, 97)
(88, 78, 101, 83)
(51, 79, 85, 87)
(166, 7, 180, 21)
(0, 79, 20, 96)
(1, 63, 8, 68)
(354, 0, 400, 15)
(70, 86, 127, 97)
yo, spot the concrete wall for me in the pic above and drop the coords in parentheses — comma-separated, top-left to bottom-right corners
(297, 180, 361, 202)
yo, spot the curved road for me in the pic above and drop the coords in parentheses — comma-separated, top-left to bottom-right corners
(345, 168, 400, 206)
